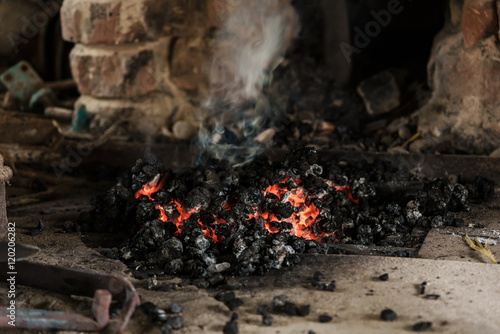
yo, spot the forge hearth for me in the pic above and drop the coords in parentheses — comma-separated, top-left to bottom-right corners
(0, 154, 12, 239)
(79, 146, 491, 281)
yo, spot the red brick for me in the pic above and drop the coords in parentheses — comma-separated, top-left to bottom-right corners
(462, 0, 498, 48)
(69, 38, 171, 98)
(61, 0, 171, 44)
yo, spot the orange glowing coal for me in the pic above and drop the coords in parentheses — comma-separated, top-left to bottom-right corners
(135, 174, 166, 200)
(135, 175, 358, 243)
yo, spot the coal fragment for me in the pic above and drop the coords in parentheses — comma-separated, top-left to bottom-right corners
(318, 314, 332, 323)
(216, 291, 236, 302)
(283, 301, 298, 316)
(380, 309, 397, 321)
(226, 298, 244, 311)
(272, 294, 290, 311)
(169, 303, 183, 314)
(313, 271, 325, 282)
(191, 278, 210, 289)
(109, 301, 122, 319)
(423, 294, 440, 300)
(262, 314, 274, 326)
(166, 315, 183, 330)
(393, 251, 409, 257)
(297, 305, 310, 317)
(160, 283, 177, 292)
(207, 273, 226, 287)
(32, 218, 46, 236)
(312, 280, 336, 291)
(412, 321, 432, 332)
(420, 281, 427, 295)
(223, 314, 239, 334)
(257, 304, 272, 316)
(379, 273, 389, 281)
(160, 323, 172, 334)
(141, 302, 167, 322)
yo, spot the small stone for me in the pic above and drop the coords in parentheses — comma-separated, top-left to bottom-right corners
(169, 303, 183, 314)
(313, 271, 325, 282)
(208, 262, 231, 273)
(160, 323, 172, 334)
(207, 273, 226, 286)
(166, 315, 183, 330)
(283, 302, 297, 316)
(262, 314, 274, 326)
(380, 309, 397, 321)
(317, 121, 335, 134)
(223, 320, 238, 334)
(379, 273, 389, 281)
(398, 125, 411, 139)
(257, 304, 272, 316)
(254, 128, 276, 144)
(297, 305, 310, 317)
(173, 120, 199, 141)
(191, 278, 209, 289)
(226, 298, 243, 311)
(160, 283, 177, 292)
(141, 302, 167, 322)
(318, 314, 332, 323)
(216, 291, 236, 303)
(272, 294, 290, 309)
(412, 321, 432, 332)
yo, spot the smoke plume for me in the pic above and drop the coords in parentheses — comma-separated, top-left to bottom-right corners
(199, 0, 299, 166)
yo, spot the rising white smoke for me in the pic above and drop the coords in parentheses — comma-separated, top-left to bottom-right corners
(199, 0, 300, 166)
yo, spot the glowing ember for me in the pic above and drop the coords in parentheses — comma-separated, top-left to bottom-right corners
(135, 174, 166, 200)
(135, 175, 358, 243)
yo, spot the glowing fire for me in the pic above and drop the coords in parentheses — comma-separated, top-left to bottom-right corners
(135, 175, 358, 243)
(135, 174, 166, 200)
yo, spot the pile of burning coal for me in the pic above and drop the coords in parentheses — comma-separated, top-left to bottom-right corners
(79, 147, 492, 279)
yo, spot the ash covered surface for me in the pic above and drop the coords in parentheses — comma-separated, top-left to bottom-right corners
(80, 147, 490, 279)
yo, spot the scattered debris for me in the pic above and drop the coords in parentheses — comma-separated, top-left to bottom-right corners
(423, 294, 440, 300)
(262, 314, 274, 326)
(215, 291, 243, 311)
(380, 309, 398, 321)
(412, 321, 432, 332)
(378, 273, 389, 281)
(31, 218, 47, 236)
(223, 313, 239, 334)
(420, 281, 427, 295)
(465, 234, 498, 264)
(313, 271, 325, 282)
(318, 314, 333, 323)
(142, 302, 168, 322)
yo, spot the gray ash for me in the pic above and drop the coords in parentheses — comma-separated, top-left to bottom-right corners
(81, 146, 489, 278)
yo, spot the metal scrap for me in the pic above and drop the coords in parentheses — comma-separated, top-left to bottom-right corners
(0, 261, 140, 332)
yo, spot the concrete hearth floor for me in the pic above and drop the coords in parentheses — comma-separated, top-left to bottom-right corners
(1, 186, 499, 333)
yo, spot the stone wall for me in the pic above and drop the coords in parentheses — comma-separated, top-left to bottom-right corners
(60, 0, 232, 138)
(418, 0, 500, 154)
